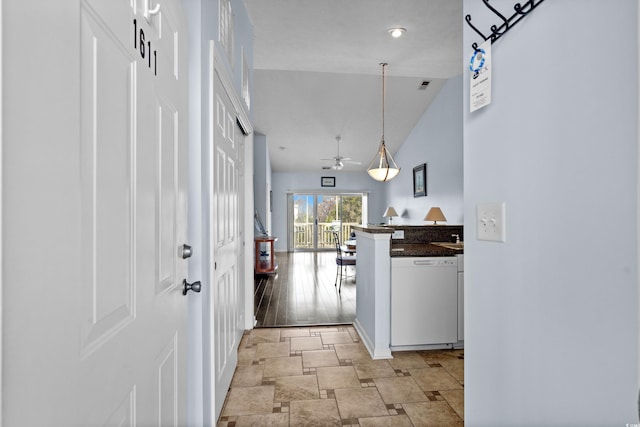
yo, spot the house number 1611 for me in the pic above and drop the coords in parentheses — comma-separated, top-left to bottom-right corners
(133, 19, 157, 76)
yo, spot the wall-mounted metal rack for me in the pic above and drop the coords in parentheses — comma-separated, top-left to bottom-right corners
(465, 0, 545, 52)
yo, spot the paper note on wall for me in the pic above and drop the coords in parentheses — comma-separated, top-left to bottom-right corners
(469, 39, 492, 112)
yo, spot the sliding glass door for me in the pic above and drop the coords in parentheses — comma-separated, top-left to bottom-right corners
(292, 195, 315, 250)
(290, 193, 366, 251)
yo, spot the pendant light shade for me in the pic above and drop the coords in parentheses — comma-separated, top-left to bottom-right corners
(367, 139, 400, 181)
(367, 63, 400, 182)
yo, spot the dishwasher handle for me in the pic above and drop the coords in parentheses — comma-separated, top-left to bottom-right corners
(413, 260, 437, 266)
(412, 258, 457, 267)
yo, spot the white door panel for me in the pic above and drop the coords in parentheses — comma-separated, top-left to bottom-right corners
(3, 0, 189, 425)
(80, 2, 137, 358)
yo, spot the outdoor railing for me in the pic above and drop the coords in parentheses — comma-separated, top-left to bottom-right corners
(294, 222, 359, 249)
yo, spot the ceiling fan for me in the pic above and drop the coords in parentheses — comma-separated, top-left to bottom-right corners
(321, 136, 362, 170)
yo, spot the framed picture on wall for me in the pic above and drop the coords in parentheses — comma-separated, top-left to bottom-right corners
(321, 176, 335, 187)
(413, 163, 427, 197)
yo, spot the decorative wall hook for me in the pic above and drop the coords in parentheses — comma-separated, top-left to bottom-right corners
(144, 0, 161, 22)
(465, 0, 545, 51)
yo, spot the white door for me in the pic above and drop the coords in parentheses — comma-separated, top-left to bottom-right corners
(2, 0, 190, 425)
(210, 67, 244, 418)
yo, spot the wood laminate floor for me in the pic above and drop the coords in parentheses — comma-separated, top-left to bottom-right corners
(254, 251, 356, 327)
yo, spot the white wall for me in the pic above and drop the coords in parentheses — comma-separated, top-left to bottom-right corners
(253, 133, 272, 234)
(384, 75, 463, 226)
(183, 1, 204, 424)
(271, 171, 386, 251)
(205, 0, 254, 98)
(463, 0, 638, 425)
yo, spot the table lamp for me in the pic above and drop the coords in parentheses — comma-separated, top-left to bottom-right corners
(424, 207, 447, 225)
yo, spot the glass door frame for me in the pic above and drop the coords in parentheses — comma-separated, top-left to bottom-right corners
(287, 191, 368, 252)
(290, 194, 318, 251)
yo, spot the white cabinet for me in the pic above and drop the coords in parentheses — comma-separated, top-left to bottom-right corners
(391, 257, 458, 346)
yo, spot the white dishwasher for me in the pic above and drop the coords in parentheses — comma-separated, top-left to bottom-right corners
(391, 257, 458, 346)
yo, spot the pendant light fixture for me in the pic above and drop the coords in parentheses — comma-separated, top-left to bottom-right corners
(367, 62, 401, 182)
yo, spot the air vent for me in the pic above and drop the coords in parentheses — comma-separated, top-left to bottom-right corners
(322, 166, 331, 170)
(418, 81, 430, 90)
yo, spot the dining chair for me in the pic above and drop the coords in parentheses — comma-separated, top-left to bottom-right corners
(332, 231, 356, 293)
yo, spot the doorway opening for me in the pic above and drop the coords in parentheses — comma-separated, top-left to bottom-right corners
(254, 192, 366, 327)
(254, 251, 356, 327)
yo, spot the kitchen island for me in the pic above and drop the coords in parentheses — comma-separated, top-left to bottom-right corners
(351, 225, 464, 359)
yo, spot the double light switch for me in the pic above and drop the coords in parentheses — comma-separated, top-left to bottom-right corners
(477, 202, 506, 242)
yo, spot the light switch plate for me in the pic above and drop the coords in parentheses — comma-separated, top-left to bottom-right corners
(477, 202, 506, 242)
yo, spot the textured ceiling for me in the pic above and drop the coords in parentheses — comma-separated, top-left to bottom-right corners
(244, 0, 463, 172)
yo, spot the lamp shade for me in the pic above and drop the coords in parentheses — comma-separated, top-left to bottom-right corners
(367, 141, 400, 182)
(383, 207, 398, 218)
(383, 206, 399, 224)
(424, 207, 447, 224)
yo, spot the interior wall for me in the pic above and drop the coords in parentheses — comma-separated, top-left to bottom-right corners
(463, 0, 638, 425)
(384, 75, 463, 226)
(253, 133, 272, 234)
(270, 171, 386, 251)
(207, 0, 254, 96)
(183, 1, 204, 424)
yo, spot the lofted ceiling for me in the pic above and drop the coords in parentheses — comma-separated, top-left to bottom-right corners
(243, 0, 463, 173)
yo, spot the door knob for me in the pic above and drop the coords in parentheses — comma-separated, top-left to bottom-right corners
(182, 279, 201, 295)
(181, 244, 193, 259)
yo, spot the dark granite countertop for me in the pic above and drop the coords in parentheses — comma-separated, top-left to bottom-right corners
(350, 224, 464, 257)
(351, 225, 394, 234)
(390, 243, 463, 257)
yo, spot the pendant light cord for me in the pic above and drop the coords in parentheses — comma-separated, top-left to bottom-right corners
(367, 62, 400, 182)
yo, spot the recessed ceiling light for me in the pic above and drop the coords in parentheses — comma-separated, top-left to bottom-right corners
(388, 27, 406, 38)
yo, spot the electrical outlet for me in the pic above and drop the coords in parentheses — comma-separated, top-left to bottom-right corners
(477, 202, 506, 242)
(391, 230, 405, 239)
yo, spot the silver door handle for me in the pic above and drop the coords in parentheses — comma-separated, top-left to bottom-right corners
(181, 244, 192, 259)
(182, 279, 201, 295)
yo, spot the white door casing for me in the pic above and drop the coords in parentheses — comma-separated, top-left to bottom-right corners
(236, 113, 247, 361)
(3, 0, 189, 425)
(0, 1, 4, 424)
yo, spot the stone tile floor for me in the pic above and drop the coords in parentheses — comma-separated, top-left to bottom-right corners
(218, 325, 464, 426)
